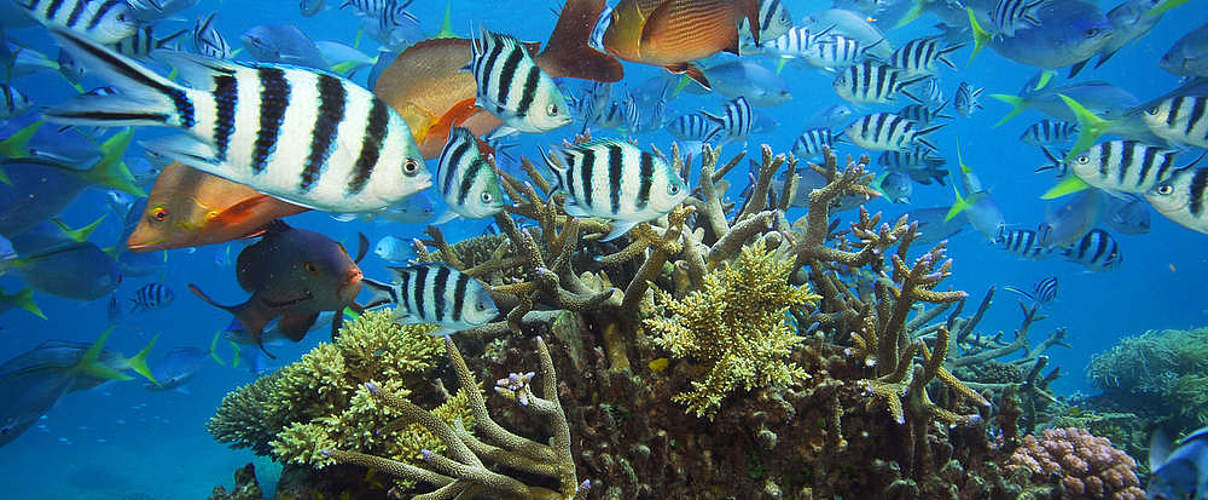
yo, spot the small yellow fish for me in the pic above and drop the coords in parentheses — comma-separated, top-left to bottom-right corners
(648, 357, 670, 373)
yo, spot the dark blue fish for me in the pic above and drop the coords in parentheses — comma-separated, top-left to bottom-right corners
(144, 347, 207, 391)
(985, 1, 1114, 71)
(3, 241, 120, 301)
(1148, 426, 1208, 500)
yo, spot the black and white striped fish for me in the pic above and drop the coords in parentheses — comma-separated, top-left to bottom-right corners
(834, 61, 924, 105)
(896, 102, 952, 127)
(803, 35, 880, 71)
(1020, 120, 1078, 147)
(845, 112, 943, 152)
(340, 0, 406, 16)
(467, 28, 571, 134)
(990, 0, 1045, 37)
(922, 77, 944, 106)
(1060, 228, 1122, 272)
(541, 139, 689, 241)
(888, 38, 963, 76)
(954, 81, 983, 117)
(20, 0, 138, 44)
(792, 128, 843, 159)
(113, 24, 187, 59)
(739, 0, 792, 43)
(1145, 167, 1208, 234)
(701, 96, 752, 146)
(1142, 95, 1208, 149)
(363, 262, 499, 336)
(0, 84, 32, 119)
(129, 282, 175, 312)
(44, 27, 431, 213)
(1067, 140, 1179, 194)
(433, 127, 504, 222)
(758, 26, 830, 59)
(192, 12, 232, 59)
(128, 0, 196, 22)
(1004, 276, 1058, 305)
(878, 149, 946, 170)
(668, 113, 721, 143)
(994, 227, 1052, 260)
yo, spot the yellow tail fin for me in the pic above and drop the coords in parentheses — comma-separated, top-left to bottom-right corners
(0, 120, 45, 162)
(966, 7, 991, 65)
(125, 335, 159, 386)
(1041, 176, 1090, 200)
(989, 94, 1025, 127)
(1059, 94, 1115, 161)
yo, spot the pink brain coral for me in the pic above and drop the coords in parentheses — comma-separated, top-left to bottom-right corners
(1008, 427, 1145, 499)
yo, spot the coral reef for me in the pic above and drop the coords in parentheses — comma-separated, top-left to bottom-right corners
(207, 463, 266, 500)
(1008, 427, 1146, 499)
(1086, 327, 1208, 434)
(645, 243, 819, 417)
(207, 143, 1096, 498)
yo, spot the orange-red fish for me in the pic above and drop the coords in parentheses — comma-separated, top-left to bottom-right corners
(602, 0, 761, 89)
(127, 163, 307, 253)
(373, 0, 621, 158)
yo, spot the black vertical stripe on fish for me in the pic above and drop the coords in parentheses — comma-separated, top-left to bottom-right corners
(1120, 142, 1137, 185)
(65, 0, 88, 29)
(494, 47, 523, 112)
(63, 30, 196, 127)
(348, 98, 387, 194)
(456, 158, 480, 207)
(607, 143, 623, 215)
(1191, 168, 1208, 217)
(515, 65, 539, 118)
(87, 0, 124, 31)
(442, 140, 469, 198)
(44, 0, 67, 19)
(413, 265, 428, 321)
(1137, 146, 1158, 187)
(252, 67, 289, 174)
(451, 268, 468, 323)
(1098, 140, 1113, 177)
(636, 151, 654, 211)
(301, 75, 346, 192)
(1167, 96, 1184, 127)
(561, 151, 577, 201)
(580, 148, 595, 209)
(432, 265, 449, 322)
(1187, 97, 1205, 138)
(212, 74, 237, 161)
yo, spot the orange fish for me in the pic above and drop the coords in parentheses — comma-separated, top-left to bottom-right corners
(373, 0, 621, 158)
(602, 0, 761, 89)
(127, 163, 308, 253)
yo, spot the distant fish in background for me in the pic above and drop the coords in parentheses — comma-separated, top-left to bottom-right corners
(1059, 228, 1122, 272)
(299, 0, 326, 17)
(113, 25, 189, 61)
(738, 0, 792, 43)
(18, 0, 138, 45)
(954, 81, 984, 117)
(1020, 120, 1077, 147)
(1159, 22, 1208, 78)
(192, 12, 234, 59)
(128, 0, 199, 22)
(875, 170, 913, 204)
(701, 96, 753, 146)
(240, 24, 328, 69)
(1102, 195, 1150, 235)
(373, 235, 415, 264)
(1003, 276, 1058, 306)
(0, 84, 32, 120)
(129, 283, 174, 313)
(1038, 189, 1102, 248)
(994, 227, 1053, 260)
(3, 241, 120, 302)
(143, 347, 207, 392)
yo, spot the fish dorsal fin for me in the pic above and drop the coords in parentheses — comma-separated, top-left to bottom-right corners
(1150, 427, 1173, 470)
(354, 232, 370, 263)
(535, 0, 622, 81)
(436, 0, 457, 39)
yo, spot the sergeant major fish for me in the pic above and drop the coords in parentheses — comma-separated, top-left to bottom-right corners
(541, 139, 689, 241)
(44, 27, 432, 214)
(467, 29, 571, 134)
(363, 262, 499, 336)
(1145, 167, 1208, 234)
(432, 127, 505, 222)
(19, 0, 137, 45)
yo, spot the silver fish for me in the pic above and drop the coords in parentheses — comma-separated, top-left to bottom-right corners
(845, 112, 942, 152)
(433, 127, 504, 221)
(20, 0, 137, 44)
(1060, 228, 1121, 272)
(468, 29, 570, 133)
(1145, 167, 1208, 234)
(363, 262, 499, 336)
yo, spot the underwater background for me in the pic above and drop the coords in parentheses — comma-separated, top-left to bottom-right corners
(1, 0, 1207, 498)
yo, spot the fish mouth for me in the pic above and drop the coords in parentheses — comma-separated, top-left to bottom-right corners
(338, 268, 364, 302)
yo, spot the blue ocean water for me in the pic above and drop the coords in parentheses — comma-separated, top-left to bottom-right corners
(0, 0, 1205, 498)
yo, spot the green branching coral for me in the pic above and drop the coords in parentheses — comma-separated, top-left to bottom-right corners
(1086, 327, 1208, 430)
(646, 243, 820, 418)
(207, 309, 455, 469)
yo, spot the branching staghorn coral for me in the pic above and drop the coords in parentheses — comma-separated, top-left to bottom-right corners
(645, 243, 820, 418)
(321, 336, 581, 500)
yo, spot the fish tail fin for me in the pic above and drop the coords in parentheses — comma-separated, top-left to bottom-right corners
(989, 94, 1025, 127)
(435, 0, 456, 38)
(535, 0, 623, 82)
(894, 0, 929, 29)
(50, 214, 106, 243)
(740, 0, 762, 45)
(11, 287, 47, 320)
(230, 340, 242, 368)
(945, 184, 970, 222)
(125, 334, 159, 386)
(65, 128, 146, 197)
(208, 331, 227, 367)
(188, 284, 276, 359)
(966, 7, 991, 65)
(0, 120, 44, 161)
(956, 141, 972, 174)
(75, 327, 133, 381)
(1059, 94, 1115, 161)
(775, 57, 788, 75)
(361, 278, 396, 310)
(1041, 175, 1089, 199)
(43, 27, 191, 129)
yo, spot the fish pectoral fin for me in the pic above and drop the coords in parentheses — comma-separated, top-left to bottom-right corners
(278, 312, 320, 342)
(562, 197, 593, 218)
(141, 135, 221, 170)
(663, 63, 710, 91)
(601, 219, 641, 242)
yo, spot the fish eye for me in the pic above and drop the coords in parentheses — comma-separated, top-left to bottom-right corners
(481, 192, 493, 203)
(150, 206, 169, 222)
(1146, 106, 1159, 115)
(403, 159, 420, 175)
(547, 103, 560, 116)
(1085, 28, 1101, 37)
(476, 302, 486, 311)
(1157, 184, 1174, 196)
(1076, 155, 1089, 164)
(304, 262, 319, 274)
(668, 184, 680, 195)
